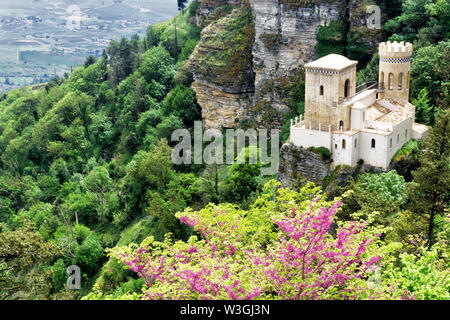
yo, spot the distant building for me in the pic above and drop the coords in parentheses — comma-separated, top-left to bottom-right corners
(290, 41, 429, 169)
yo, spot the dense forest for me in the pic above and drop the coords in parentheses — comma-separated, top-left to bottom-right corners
(0, 0, 448, 300)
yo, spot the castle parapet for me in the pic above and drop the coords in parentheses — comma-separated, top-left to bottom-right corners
(379, 41, 413, 59)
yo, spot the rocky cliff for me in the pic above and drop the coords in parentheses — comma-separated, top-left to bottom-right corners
(195, 0, 242, 27)
(190, 0, 383, 130)
(277, 142, 386, 197)
(190, 3, 255, 129)
(277, 141, 417, 197)
(277, 143, 331, 188)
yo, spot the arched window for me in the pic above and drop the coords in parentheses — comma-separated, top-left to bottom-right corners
(342, 139, 346, 149)
(398, 73, 403, 90)
(339, 120, 344, 130)
(380, 71, 385, 89)
(320, 85, 324, 96)
(388, 73, 394, 90)
(390, 138, 393, 148)
(355, 139, 357, 148)
(344, 79, 350, 98)
(405, 129, 408, 138)
(397, 134, 400, 143)
(371, 139, 376, 149)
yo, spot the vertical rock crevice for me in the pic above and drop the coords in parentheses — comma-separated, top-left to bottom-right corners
(342, 0, 351, 57)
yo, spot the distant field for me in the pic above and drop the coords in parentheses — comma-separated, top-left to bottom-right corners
(20, 51, 85, 66)
(0, 0, 181, 93)
(0, 49, 17, 64)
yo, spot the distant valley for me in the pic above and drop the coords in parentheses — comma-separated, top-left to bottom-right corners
(0, 0, 179, 93)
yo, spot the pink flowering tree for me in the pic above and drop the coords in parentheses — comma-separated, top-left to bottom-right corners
(106, 181, 391, 300)
(253, 203, 382, 299)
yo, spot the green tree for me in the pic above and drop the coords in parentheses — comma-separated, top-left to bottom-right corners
(340, 171, 407, 231)
(177, 0, 188, 12)
(88, 111, 114, 157)
(84, 55, 96, 68)
(385, 0, 448, 45)
(412, 88, 434, 125)
(124, 139, 174, 213)
(376, 216, 449, 300)
(0, 221, 60, 300)
(357, 54, 379, 86)
(162, 84, 201, 127)
(107, 38, 134, 87)
(139, 46, 175, 89)
(83, 166, 114, 231)
(221, 147, 262, 205)
(73, 235, 105, 277)
(410, 41, 449, 109)
(407, 109, 450, 246)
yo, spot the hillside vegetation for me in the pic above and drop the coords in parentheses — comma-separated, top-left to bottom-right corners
(0, 0, 448, 300)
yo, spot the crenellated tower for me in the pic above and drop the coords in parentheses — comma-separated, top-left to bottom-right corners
(378, 41, 412, 104)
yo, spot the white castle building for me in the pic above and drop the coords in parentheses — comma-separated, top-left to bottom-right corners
(290, 41, 429, 169)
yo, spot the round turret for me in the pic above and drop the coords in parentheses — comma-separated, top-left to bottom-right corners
(378, 41, 412, 104)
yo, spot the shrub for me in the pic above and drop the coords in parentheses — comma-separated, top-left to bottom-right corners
(307, 147, 332, 161)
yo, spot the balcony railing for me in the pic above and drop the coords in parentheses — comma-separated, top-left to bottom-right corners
(356, 81, 378, 93)
(339, 82, 378, 104)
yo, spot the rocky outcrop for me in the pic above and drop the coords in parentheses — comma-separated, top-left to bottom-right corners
(349, 1, 384, 48)
(190, 4, 255, 129)
(278, 142, 390, 194)
(346, 0, 384, 66)
(277, 143, 331, 188)
(388, 152, 420, 182)
(195, 0, 242, 27)
(191, 81, 254, 129)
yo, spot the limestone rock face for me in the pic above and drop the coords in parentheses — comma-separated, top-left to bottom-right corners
(348, 1, 384, 54)
(277, 143, 331, 188)
(192, 81, 254, 129)
(190, 5, 255, 129)
(250, 0, 341, 88)
(278, 143, 397, 195)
